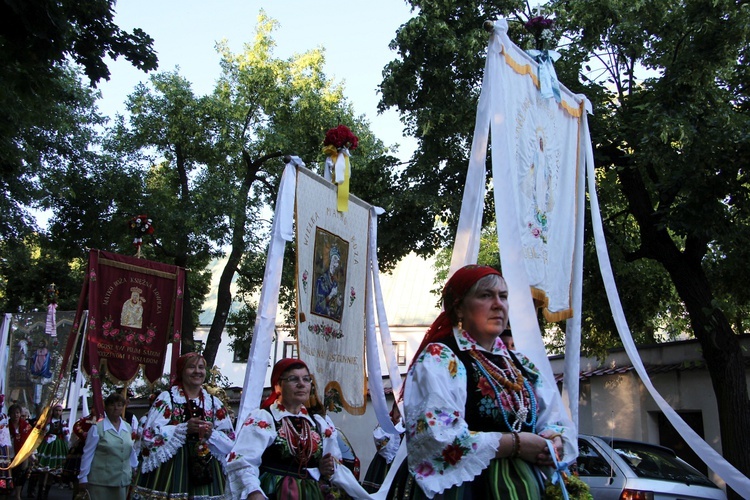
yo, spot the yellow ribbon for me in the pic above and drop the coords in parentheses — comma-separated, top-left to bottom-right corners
(323, 145, 351, 212)
(2, 405, 51, 471)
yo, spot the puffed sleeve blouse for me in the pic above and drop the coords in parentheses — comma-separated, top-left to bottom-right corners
(139, 386, 235, 473)
(225, 401, 369, 499)
(405, 328, 568, 498)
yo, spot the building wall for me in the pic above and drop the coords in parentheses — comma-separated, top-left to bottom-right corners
(552, 335, 750, 490)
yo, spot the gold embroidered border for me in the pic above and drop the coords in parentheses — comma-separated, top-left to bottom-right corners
(100, 257, 177, 280)
(500, 45, 584, 119)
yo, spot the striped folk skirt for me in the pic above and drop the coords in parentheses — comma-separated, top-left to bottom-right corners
(132, 445, 225, 500)
(388, 457, 544, 499)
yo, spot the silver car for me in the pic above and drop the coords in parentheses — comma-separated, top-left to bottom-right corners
(576, 434, 727, 500)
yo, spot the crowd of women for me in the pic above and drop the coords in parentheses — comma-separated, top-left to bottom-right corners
(0, 265, 574, 499)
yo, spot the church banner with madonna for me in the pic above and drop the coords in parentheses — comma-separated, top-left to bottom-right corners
(78, 250, 186, 412)
(295, 167, 369, 414)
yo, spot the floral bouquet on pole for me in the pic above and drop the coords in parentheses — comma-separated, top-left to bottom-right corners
(322, 124, 358, 212)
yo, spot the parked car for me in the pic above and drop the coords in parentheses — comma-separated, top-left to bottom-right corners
(336, 428, 360, 480)
(576, 434, 726, 500)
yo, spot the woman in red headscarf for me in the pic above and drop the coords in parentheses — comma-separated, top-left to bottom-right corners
(225, 358, 370, 499)
(132, 352, 235, 500)
(390, 265, 570, 499)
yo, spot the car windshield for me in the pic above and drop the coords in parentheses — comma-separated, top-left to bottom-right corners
(337, 429, 355, 460)
(611, 440, 716, 487)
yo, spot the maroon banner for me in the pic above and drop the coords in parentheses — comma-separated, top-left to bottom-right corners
(83, 250, 184, 387)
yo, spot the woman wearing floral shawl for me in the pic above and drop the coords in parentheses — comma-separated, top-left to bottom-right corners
(132, 352, 235, 499)
(390, 265, 570, 499)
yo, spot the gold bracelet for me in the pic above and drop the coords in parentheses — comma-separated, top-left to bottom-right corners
(546, 432, 562, 440)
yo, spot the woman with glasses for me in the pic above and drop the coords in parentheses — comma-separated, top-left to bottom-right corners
(225, 358, 370, 499)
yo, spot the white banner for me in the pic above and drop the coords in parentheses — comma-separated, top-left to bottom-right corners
(296, 167, 369, 414)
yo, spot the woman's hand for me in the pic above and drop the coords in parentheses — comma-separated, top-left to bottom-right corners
(319, 453, 336, 480)
(186, 417, 212, 439)
(247, 490, 265, 500)
(518, 432, 554, 466)
(539, 429, 564, 460)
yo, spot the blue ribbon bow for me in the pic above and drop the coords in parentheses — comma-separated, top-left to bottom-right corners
(526, 49, 562, 102)
(547, 440, 574, 500)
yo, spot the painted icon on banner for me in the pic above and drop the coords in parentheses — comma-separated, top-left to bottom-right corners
(120, 286, 146, 328)
(311, 228, 348, 322)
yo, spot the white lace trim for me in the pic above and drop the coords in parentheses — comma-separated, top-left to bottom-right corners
(140, 422, 187, 474)
(412, 431, 500, 498)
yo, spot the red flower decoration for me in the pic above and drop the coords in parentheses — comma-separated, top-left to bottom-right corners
(477, 377, 494, 398)
(324, 428, 332, 438)
(441, 443, 465, 466)
(427, 344, 443, 356)
(257, 421, 270, 429)
(216, 408, 227, 420)
(323, 125, 358, 150)
(129, 214, 155, 235)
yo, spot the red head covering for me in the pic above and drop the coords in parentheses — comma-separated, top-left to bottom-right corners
(261, 358, 309, 409)
(173, 352, 205, 386)
(407, 265, 503, 378)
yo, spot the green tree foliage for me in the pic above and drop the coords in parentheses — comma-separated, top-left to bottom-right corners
(551, 0, 750, 486)
(380, 0, 750, 487)
(109, 12, 412, 366)
(0, 0, 158, 310)
(0, 0, 157, 235)
(204, 13, 413, 366)
(107, 71, 228, 347)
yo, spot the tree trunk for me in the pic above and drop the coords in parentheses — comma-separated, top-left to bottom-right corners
(174, 143, 196, 355)
(661, 257, 750, 499)
(202, 150, 282, 367)
(619, 166, 750, 498)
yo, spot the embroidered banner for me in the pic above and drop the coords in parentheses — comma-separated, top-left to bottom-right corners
(295, 167, 369, 415)
(83, 250, 185, 385)
(4, 311, 76, 418)
(499, 44, 582, 321)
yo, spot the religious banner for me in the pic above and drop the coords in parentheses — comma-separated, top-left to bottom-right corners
(82, 250, 185, 385)
(295, 167, 369, 415)
(4, 311, 75, 419)
(498, 37, 582, 321)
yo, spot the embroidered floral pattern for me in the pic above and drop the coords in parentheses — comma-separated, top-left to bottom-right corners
(307, 321, 344, 341)
(101, 315, 157, 346)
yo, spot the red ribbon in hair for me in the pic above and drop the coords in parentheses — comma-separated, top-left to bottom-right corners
(261, 358, 309, 409)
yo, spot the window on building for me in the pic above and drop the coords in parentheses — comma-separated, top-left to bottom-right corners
(393, 341, 407, 365)
(193, 340, 204, 353)
(283, 341, 298, 359)
(232, 346, 246, 364)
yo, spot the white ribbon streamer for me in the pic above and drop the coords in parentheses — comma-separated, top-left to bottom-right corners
(584, 113, 750, 493)
(236, 157, 302, 428)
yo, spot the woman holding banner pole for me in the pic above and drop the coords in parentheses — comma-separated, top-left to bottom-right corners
(390, 265, 571, 499)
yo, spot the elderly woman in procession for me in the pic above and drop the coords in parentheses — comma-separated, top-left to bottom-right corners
(77, 393, 137, 500)
(225, 358, 370, 499)
(390, 264, 572, 499)
(133, 352, 235, 499)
